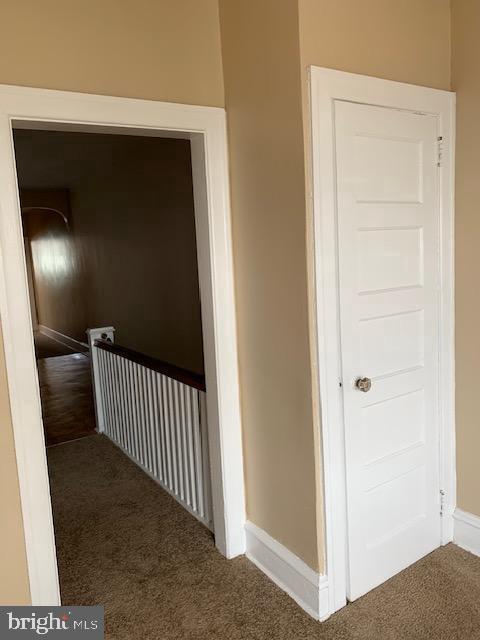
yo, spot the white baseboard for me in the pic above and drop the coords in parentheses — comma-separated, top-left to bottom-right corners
(454, 508, 480, 556)
(245, 521, 329, 621)
(38, 325, 89, 352)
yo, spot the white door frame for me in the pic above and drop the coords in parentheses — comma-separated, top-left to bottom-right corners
(0, 84, 246, 604)
(309, 67, 455, 617)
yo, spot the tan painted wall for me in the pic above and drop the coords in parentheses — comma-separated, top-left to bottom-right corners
(0, 0, 223, 604)
(16, 131, 204, 374)
(298, 0, 451, 92)
(219, 0, 319, 570)
(451, 0, 480, 517)
(0, 0, 224, 107)
(0, 331, 30, 604)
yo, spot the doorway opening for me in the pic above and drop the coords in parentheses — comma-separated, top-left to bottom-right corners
(15, 125, 216, 602)
(0, 86, 245, 606)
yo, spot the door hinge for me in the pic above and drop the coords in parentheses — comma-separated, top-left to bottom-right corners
(437, 136, 444, 167)
(440, 489, 446, 516)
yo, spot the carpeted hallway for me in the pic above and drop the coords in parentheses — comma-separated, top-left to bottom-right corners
(47, 435, 480, 640)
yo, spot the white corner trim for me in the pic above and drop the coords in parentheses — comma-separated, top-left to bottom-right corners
(38, 324, 89, 351)
(245, 521, 329, 621)
(454, 509, 480, 557)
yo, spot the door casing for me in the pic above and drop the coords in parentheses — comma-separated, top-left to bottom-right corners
(309, 67, 455, 617)
(0, 85, 246, 604)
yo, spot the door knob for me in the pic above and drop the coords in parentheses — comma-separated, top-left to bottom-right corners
(355, 377, 372, 393)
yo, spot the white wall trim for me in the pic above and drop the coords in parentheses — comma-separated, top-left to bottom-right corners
(454, 509, 480, 557)
(0, 84, 246, 604)
(86, 326, 115, 433)
(309, 66, 456, 618)
(38, 324, 89, 351)
(245, 521, 329, 621)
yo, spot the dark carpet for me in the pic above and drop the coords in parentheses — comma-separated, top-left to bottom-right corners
(47, 435, 480, 640)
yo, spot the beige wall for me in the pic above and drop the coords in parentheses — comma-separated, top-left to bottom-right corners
(0, 331, 30, 604)
(16, 130, 204, 374)
(0, 0, 224, 107)
(298, 0, 451, 91)
(219, 0, 319, 570)
(451, 0, 480, 517)
(0, 0, 223, 604)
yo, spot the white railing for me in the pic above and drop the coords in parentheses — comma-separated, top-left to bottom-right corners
(87, 327, 213, 530)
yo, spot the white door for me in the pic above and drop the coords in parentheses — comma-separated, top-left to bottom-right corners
(335, 101, 442, 600)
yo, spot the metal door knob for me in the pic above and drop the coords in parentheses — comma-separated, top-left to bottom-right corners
(355, 377, 372, 392)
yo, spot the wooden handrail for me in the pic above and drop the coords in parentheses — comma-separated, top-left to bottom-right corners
(94, 339, 206, 391)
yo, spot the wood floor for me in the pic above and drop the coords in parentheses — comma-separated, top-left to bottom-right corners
(37, 352, 97, 446)
(34, 331, 88, 359)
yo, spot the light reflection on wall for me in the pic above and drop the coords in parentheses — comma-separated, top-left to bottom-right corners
(22, 201, 88, 341)
(31, 236, 71, 278)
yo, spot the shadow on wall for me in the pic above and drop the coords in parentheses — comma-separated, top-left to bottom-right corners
(17, 131, 204, 375)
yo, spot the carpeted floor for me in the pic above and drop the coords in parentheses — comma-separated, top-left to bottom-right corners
(47, 435, 480, 640)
